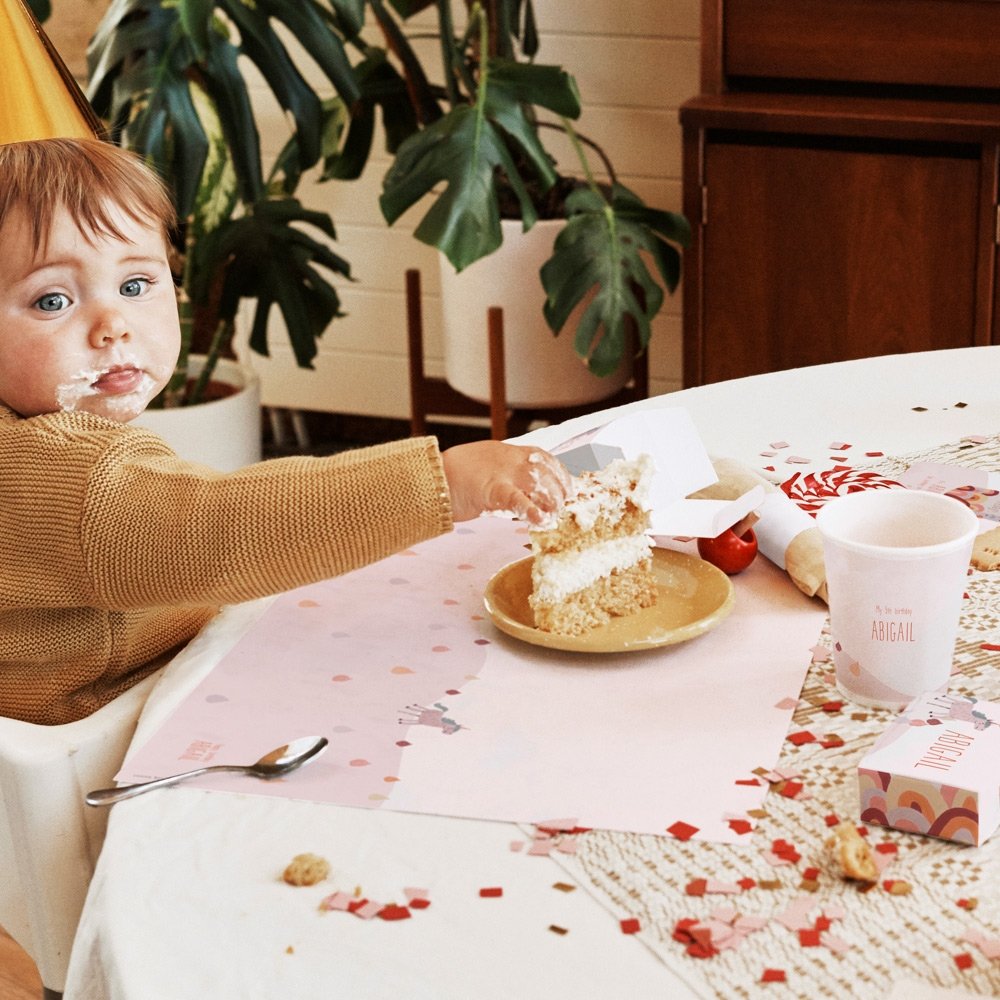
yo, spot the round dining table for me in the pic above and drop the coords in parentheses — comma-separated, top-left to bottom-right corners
(64, 347, 1000, 1000)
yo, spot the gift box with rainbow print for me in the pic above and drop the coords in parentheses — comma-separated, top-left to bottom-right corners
(857, 691, 1000, 847)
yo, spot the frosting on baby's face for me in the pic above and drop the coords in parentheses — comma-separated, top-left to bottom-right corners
(0, 201, 179, 422)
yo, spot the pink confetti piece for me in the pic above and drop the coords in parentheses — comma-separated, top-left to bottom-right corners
(509, 840, 524, 852)
(535, 818, 579, 832)
(736, 915, 769, 932)
(705, 880, 743, 895)
(828, 441, 852, 451)
(527, 839, 553, 856)
(785, 455, 812, 464)
(762, 851, 794, 867)
(760, 450, 778, 457)
(403, 887, 429, 902)
(962, 435, 989, 445)
(710, 905, 739, 922)
(556, 837, 578, 855)
(318, 891, 354, 912)
(353, 900, 382, 920)
(821, 932, 852, 954)
(775, 897, 817, 932)
(964, 930, 1000, 960)
(774, 696, 799, 710)
(769, 441, 789, 449)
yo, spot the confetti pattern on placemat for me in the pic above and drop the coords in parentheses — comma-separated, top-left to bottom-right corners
(543, 435, 1000, 1000)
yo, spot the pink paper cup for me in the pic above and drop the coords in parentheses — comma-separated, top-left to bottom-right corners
(816, 489, 978, 711)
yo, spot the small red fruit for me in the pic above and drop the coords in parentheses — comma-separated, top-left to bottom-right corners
(697, 527, 758, 575)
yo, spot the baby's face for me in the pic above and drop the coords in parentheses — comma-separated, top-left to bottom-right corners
(0, 202, 180, 422)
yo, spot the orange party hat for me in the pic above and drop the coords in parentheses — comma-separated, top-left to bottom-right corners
(0, 0, 102, 143)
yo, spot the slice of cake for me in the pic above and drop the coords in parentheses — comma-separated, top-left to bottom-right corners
(529, 454, 657, 635)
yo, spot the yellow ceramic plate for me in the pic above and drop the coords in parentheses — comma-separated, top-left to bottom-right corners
(483, 548, 736, 654)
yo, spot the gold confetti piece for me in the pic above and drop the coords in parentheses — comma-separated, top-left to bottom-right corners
(758, 879, 783, 890)
(285, 946, 294, 955)
(548, 924, 569, 935)
(888, 881, 913, 896)
(799, 878, 820, 893)
(747, 809, 769, 819)
(552, 882, 576, 893)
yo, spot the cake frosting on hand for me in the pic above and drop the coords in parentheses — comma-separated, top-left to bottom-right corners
(528, 454, 657, 635)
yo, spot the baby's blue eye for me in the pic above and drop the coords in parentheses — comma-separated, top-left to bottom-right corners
(35, 292, 69, 313)
(120, 277, 149, 298)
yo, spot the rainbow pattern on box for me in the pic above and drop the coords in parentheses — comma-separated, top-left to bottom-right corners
(857, 691, 1000, 847)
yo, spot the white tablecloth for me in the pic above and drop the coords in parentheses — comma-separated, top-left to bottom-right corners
(65, 347, 1000, 999)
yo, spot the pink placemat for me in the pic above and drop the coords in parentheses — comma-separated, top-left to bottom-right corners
(119, 516, 826, 843)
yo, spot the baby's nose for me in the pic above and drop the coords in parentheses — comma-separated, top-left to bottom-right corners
(88, 306, 131, 347)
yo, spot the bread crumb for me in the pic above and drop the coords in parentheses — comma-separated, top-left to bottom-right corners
(282, 852, 330, 886)
(825, 821, 878, 883)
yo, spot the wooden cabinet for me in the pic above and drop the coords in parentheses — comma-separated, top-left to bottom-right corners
(681, 0, 1000, 386)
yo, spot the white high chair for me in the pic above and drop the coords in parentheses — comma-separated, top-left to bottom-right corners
(0, 671, 160, 999)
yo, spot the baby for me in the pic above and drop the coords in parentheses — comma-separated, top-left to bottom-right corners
(0, 138, 570, 725)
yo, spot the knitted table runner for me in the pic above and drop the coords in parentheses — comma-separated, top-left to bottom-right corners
(544, 435, 1000, 999)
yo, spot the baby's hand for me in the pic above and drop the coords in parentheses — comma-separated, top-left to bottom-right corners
(441, 441, 572, 524)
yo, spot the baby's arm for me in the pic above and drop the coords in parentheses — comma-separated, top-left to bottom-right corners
(441, 441, 570, 524)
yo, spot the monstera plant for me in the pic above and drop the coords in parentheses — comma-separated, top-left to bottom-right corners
(366, 0, 691, 376)
(86, 0, 360, 405)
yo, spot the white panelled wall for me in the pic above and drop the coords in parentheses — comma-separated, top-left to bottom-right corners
(239, 3, 700, 418)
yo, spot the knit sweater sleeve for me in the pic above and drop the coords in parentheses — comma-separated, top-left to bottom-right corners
(77, 429, 454, 609)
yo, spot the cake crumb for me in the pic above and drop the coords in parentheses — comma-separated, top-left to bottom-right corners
(282, 852, 330, 886)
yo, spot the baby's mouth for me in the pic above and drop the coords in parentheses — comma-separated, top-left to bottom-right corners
(92, 365, 146, 395)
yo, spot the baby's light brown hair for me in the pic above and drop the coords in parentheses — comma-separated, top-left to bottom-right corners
(0, 137, 176, 256)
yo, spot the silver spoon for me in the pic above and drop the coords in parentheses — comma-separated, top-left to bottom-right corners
(85, 735, 329, 807)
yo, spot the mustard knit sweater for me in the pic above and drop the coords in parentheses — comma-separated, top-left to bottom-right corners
(0, 405, 453, 725)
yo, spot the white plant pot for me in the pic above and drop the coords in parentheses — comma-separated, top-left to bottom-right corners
(131, 356, 262, 472)
(438, 218, 632, 408)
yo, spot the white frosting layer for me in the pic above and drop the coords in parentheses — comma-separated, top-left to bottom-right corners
(532, 535, 652, 603)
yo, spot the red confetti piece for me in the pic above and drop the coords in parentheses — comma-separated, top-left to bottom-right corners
(874, 843, 899, 855)
(821, 701, 844, 713)
(761, 969, 787, 983)
(814, 915, 832, 932)
(798, 928, 821, 947)
(728, 819, 753, 835)
(779, 781, 804, 798)
(409, 898, 431, 910)
(685, 878, 708, 897)
(735, 778, 762, 786)
(787, 730, 816, 745)
(802, 867, 820, 881)
(479, 887, 503, 898)
(954, 952, 974, 970)
(865, 451, 884, 457)
(981, 643, 1000, 651)
(824, 813, 840, 826)
(377, 904, 411, 921)
(667, 820, 699, 841)
(620, 917, 641, 935)
(738, 878, 757, 891)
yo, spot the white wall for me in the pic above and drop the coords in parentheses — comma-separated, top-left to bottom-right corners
(240, 1, 701, 419)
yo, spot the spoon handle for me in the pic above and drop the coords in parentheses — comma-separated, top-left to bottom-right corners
(85, 764, 246, 806)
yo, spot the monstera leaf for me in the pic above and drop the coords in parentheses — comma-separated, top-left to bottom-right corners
(88, 0, 361, 219)
(379, 58, 581, 272)
(189, 199, 352, 369)
(541, 185, 690, 377)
